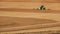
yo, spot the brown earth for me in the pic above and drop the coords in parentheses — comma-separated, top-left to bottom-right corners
(0, 9, 60, 33)
(0, 0, 60, 33)
(0, 16, 57, 28)
(0, 0, 60, 3)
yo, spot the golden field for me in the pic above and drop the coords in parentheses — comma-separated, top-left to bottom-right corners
(0, 0, 60, 34)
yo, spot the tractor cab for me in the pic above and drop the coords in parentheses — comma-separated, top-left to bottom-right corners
(39, 5, 46, 10)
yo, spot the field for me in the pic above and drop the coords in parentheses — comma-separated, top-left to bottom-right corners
(0, 8, 60, 34)
(0, 0, 60, 34)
